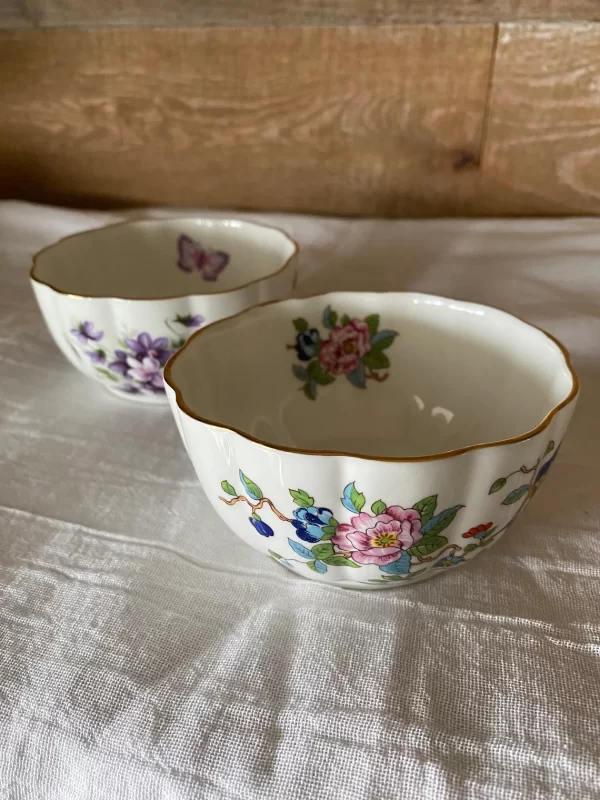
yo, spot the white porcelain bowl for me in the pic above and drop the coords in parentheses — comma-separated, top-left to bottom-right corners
(165, 292, 578, 588)
(31, 218, 297, 403)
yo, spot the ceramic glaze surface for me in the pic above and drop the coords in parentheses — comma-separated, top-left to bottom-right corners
(169, 293, 573, 458)
(165, 292, 578, 588)
(31, 218, 297, 403)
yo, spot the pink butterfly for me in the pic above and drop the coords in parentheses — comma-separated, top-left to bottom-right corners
(177, 234, 230, 281)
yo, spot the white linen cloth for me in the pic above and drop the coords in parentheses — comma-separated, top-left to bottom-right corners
(0, 201, 599, 800)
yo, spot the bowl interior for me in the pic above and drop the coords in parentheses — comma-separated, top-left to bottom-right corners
(168, 293, 576, 459)
(32, 219, 296, 300)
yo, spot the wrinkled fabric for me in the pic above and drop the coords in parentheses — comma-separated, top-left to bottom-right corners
(1, 201, 599, 800)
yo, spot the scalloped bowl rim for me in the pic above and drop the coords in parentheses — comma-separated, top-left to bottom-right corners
(164, 291, 580, 463)
(30, 216, 299, 301)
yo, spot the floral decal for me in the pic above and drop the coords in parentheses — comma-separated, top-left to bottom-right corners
(71, 321, 103, 345)
(218, 439, 560, 583)
(177, 234, 230, 281)
(457, 438, 561, 558)
(488, 439, 558, 506)
(68, 314, 204, 395)
(289, 306, 399, 400)
(332, 506, 422, 566)
(220, 474, 465, 583)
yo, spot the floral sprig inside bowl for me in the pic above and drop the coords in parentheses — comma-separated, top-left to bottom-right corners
(69, 314, 204, 396)
(290, 305, 398, 400)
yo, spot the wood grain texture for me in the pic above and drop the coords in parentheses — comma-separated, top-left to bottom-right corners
(2, 0, 600, 28)
(0, 0, 31, 28)
(0, 26, 494, 216)
(482, 23, 600, 214)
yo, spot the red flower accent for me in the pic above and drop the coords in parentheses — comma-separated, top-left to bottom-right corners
(319, 320, 371, 375)
(462, 522, 494, 538)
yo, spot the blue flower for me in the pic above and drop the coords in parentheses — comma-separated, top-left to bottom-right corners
(291, 506, 333, 542)
(294, 506, 332, 525)
(295, 329, 320, 361)
(249, 517, 274, 538)
(291, 519, 321, 543)
(434, 554, 465, 568)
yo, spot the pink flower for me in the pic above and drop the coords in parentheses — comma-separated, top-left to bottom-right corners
(319, 320, 371, 375)
(332, 507, 422, 566)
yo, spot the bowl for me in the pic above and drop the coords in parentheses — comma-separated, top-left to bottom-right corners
(165, 292, 578, 588)
(31, 217, 298, 403)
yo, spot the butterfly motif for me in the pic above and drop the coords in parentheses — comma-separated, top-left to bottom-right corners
(177, 234, 230, 281)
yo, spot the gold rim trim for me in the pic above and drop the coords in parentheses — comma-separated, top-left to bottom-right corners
(163, 292, 580, 464)
(30, 216, 299, 301)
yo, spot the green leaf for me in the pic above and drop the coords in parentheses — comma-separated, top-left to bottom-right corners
(95, 368, 119, 383)
(239, 471, 263, 500)
(463, 543, 479, 554)
(311, 542, 335, 559)
(363, 350, 390, 370)
(407, 535, 448, 556)
(412, 495, 437, 527)
(421, 505, 463, 536)
(371, 499, 387, 515)
(303, 381, 317, 400)
(544, 440, 555, 457)
(489, 477, 507, 495)
(501, 485, 530, 505)
(370, 331, 398, 350)
(293, 317, 309, 333)
(307, 360, 335, 385)
(292, 365, 308, 381)
(322, 555, 360, 567)
(307, 560, 319, 572)
(322, 305, 337, 329)
(289, 488, 314, 507)
(350, 484, 366, 513)
(340, 314, 350, 326)
(268, 550, 282, 559)
(365, 314, 380, 337)
(329, 517, 339, 528)
(171, 337, 185, 349)
(221, 480, 237, 496)
(252, 512, 261, 521)
(320, 525, 336, 541)
(346, 362, 366, 389)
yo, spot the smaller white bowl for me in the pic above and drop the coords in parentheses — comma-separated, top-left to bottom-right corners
(165, 292, 578, 589)
(31, 217, 297, 403)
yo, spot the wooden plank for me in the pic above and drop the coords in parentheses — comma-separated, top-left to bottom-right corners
(0, 0, 32, 28)
(2, 0, 600, 29)
(0, 26, 494, 216)
(481, 23, 600, 214)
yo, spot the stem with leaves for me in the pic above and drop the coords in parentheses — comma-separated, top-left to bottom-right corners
(365, 368, 389, 383)
(219, 494, 291, 522)
(414, 543, 461, 563)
